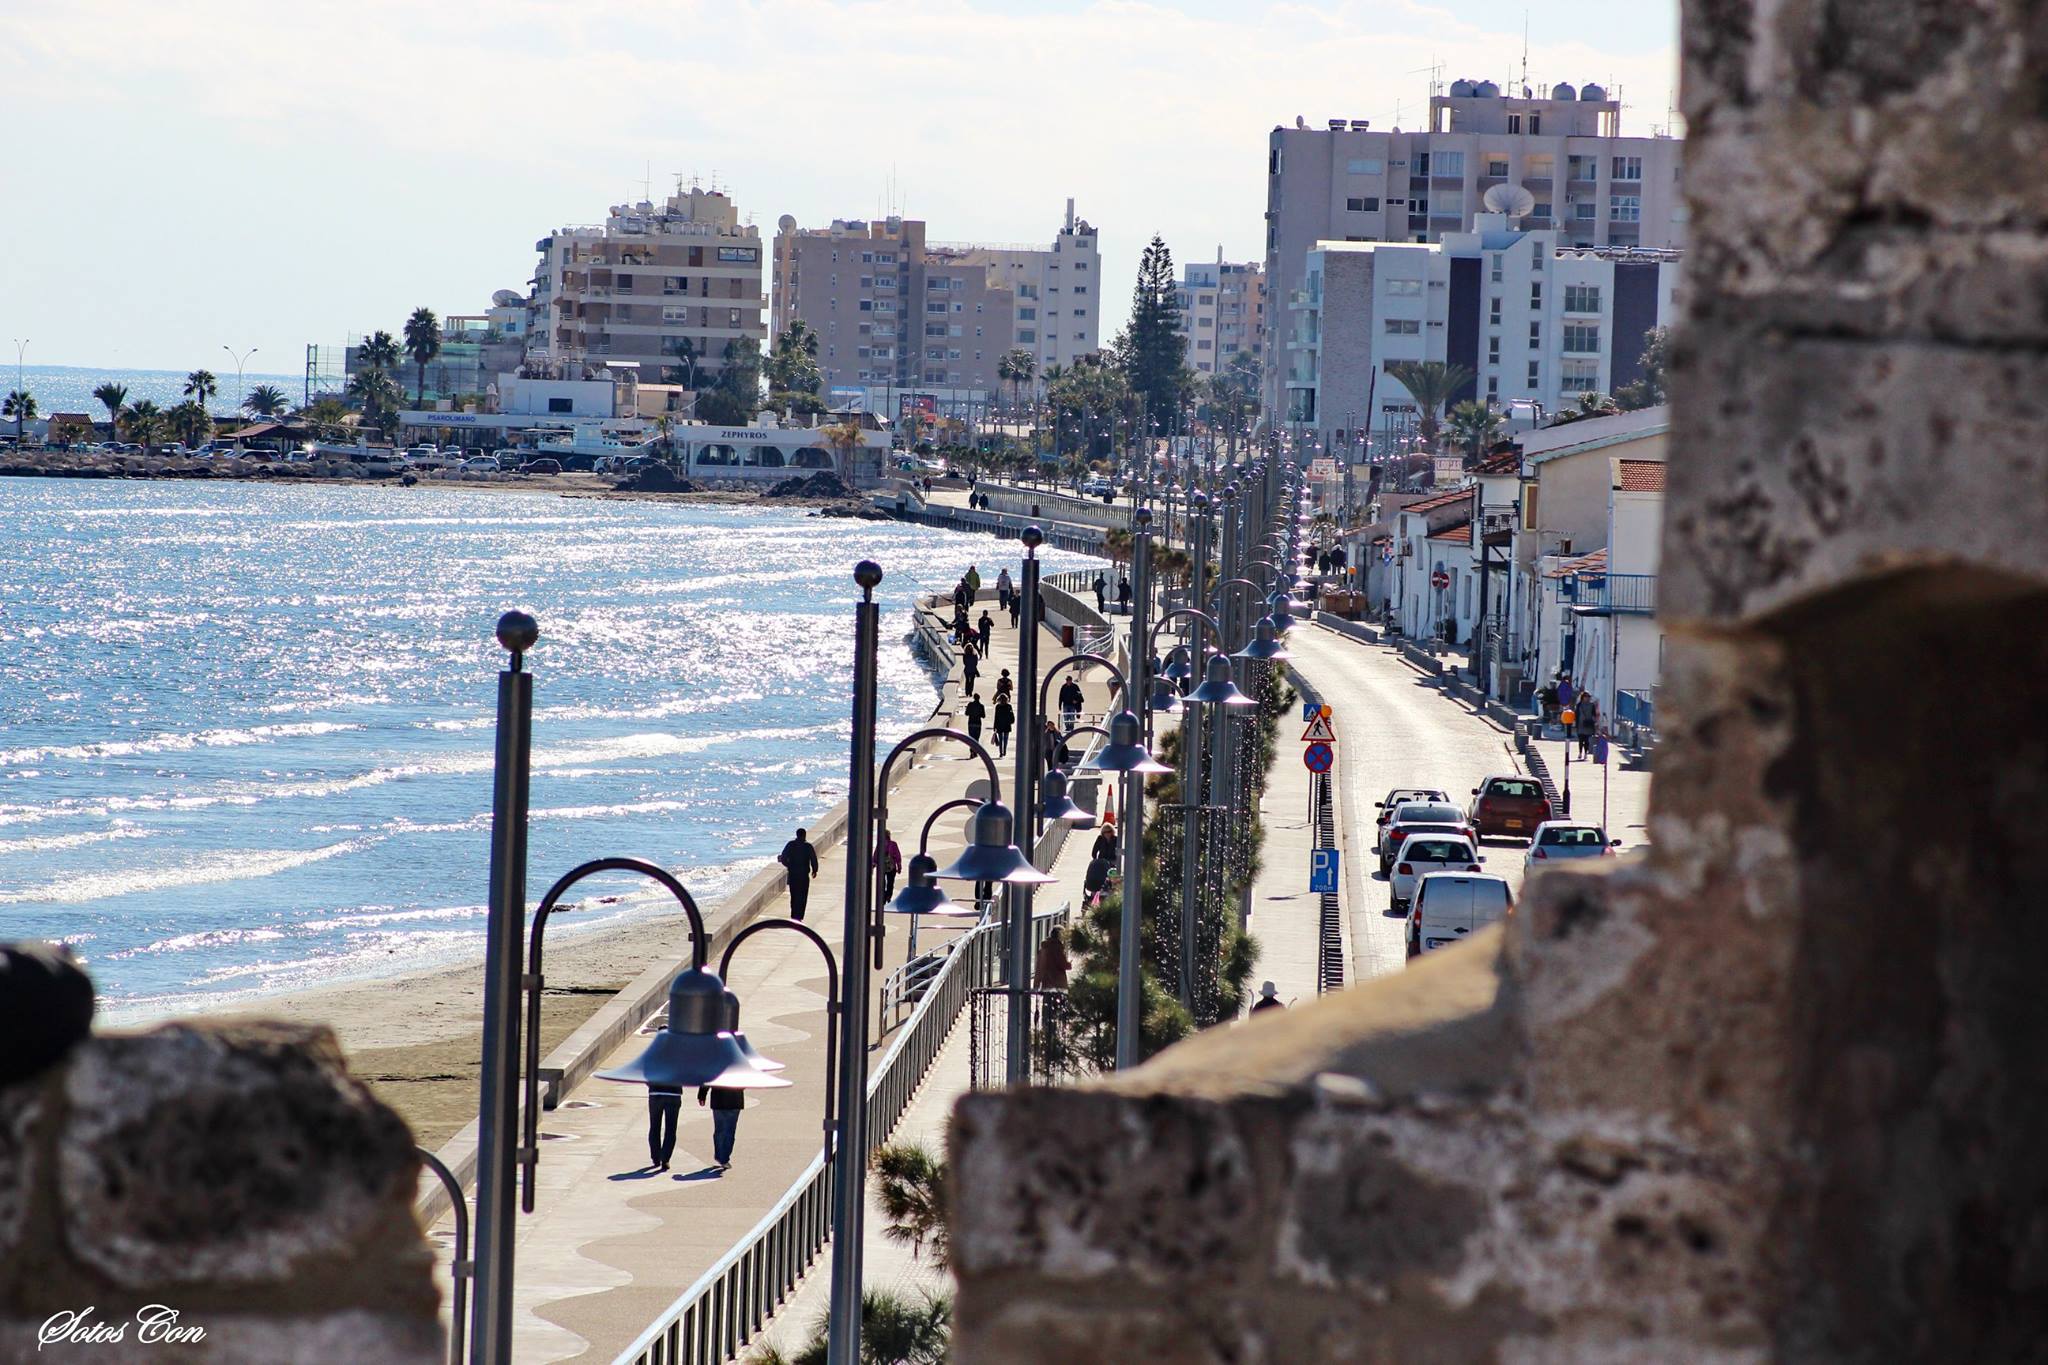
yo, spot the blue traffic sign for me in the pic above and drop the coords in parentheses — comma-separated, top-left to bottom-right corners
(1310, 847, 1340, 895)
(1301, 700, 1319, 722)
(1302, 741, 1333, 773)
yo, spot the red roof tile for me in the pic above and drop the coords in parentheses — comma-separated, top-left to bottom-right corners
(1543, 548, 1609, 578)
(1400, 485, 1476, 515)
(1473, 449, 1521, 475)
(1428, 519, 1473, 545)
(1617, 459, 1665, 492)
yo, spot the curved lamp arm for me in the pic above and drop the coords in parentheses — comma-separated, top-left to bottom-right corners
(523, 856, 708, 1211)
(417, 1147, 470, 1365)
(871, 725, 1004, 968)
(919, 796, 985, 854)
(718, 917, 840, 1164)
(1147, 606, 1223, 663)
(1056, 722, 1111, 749)
(1035, 651, 1127, 719)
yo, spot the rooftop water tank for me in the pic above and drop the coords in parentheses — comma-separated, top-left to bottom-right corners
(1581, 82, 1607, 101)
(1450, 78, 1476, 97)
(1475, 80, 1501, 98)
(1552, 82, 1576, 100)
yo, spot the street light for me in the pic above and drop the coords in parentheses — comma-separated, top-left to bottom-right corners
(222, 345, 258, 420)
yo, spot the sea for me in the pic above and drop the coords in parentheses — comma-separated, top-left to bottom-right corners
(9, 364, 310, 420)
(0, 477, 1088, 1019)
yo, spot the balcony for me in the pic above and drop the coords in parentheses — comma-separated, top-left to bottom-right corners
(1561, 572, 1657, 615)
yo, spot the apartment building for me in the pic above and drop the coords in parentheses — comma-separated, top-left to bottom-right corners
(528, 186, 767, 385)
(1288, 214, 1680, 452)
(1264, 79, 1682, 416)
(1176, 254, 1266, 377)
(771, 202, 1099, 417)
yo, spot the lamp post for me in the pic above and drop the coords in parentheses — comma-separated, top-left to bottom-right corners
(1006, 527, 1045, 1084)
(10, 338, 25, 397)
(222, 344, 258, 419)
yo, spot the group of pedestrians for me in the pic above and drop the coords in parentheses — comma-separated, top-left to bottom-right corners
(1535, 673, 1604, 757)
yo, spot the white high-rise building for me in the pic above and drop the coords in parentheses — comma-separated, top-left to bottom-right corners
(1265, 79, 1683, 419)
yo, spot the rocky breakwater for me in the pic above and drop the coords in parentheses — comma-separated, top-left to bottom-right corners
(0, 942, 442, 1362)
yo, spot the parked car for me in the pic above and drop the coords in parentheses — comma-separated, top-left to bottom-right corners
(1376, 800, 1472, 875)
(1522, 821, 1621, 872)
(517, 458, 563, 475)
(1467, 775, 1553, 841)
(460, 455, 502, 472)
(491, 448, 521, 463)
(1373, 788, 1451, 856)
(1388, 833, 1484, 912)
(1407, 872, 1514, 959)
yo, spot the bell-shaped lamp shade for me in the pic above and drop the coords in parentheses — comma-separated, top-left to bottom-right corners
(723, 988, 786, 1073)
(1038, 767, 1096, 828)
(1088, 709, 1172, 773)
(932, 800, 1054, 884)
(1235, 619, 1291, 662)
(1186, 654, 1256, 706)
(1160, 647, 1192, 684)
(597, 967, 792, 1090)
(888, 851, 978, 916)
(1147, 675, 1183, 716)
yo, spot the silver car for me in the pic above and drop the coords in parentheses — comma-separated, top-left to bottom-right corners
(1521, 821, 1621, 873)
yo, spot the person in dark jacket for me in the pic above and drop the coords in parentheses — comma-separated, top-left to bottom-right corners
(977, 609, 993, 653)
(964, 692, 987, 742)
(647, 1083, 682, 1170)
(1092, 572, 1107, 614)
(1117, 575, 1131, 616)
(698, 1085, 743, 1169)
(779, 827, 820, 920)
(1090, 824, 1118, 864)
(992, 694, 1015, 756)
(1250, 981, 1285, 1015)
(1083, 851, 1115, 907)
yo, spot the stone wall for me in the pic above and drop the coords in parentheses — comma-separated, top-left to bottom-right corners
(1, 1019, 441, 1361)
(945, 2, 2048, 1360)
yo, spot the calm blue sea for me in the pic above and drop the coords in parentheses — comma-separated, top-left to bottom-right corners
(0, 478, 1086, 1017)
(8, 365, 308, 420)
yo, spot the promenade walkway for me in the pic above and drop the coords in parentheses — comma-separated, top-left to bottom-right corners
(426, 558, 1122, 1364)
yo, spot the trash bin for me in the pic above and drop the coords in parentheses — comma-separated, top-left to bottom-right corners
(1062, 624, 1075, 648)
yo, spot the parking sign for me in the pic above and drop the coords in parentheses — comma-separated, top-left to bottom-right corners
(1310, 847, 1340, 895)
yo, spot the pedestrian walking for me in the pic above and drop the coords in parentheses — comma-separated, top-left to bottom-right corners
(646, 1083, 682, 1170)
(953, 578, 970, 615)
(977, 609, 993, 653)
(962, 640, 980, 694)
(1092, 572, 1107, 615)
(1090, 823, 1118, 864)
(1058, 676, 1084, 732)
(1117, 575, 1131, 616)
(698, 1084, 743, 1169)
(1537, 680, 1560, 726)
(994, 668, 1013, 700)
(1083, 850, 1115, 907)
(1007, 591, 1021, 628)
(1033, 926, 1071, 990)
(1556, 673, 1576, 711)
(875, 835, 902, 905)
(1250, 982, 1285, 1015)
(1040, 718, 1069, 773)
(778, 826, 820, 921)
(964, 692, 987, 743)
(1574, 694, 1600, 758)
(965, 564, 982, 599)
(992, 694, 1015, 756)
(997, 566, 1014, 612)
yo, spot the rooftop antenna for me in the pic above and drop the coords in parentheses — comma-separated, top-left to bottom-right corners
(642, 160, 652, 203)
(1520, 11, 1529, 94)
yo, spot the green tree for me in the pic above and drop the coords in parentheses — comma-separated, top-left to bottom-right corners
(120, 399, 164, 450)
(748, 1287, 952, 1365)
(1384, 360, 1474, 449)
(1045, 354, 1133, 462)
(91, 382, 128, 436)
(168, 399, 213, 448)
(997, 347, 1036, 416)
(182, 369, 219, 415)
(358, 329, 400, 374)
(765, 320, 824, 416)
(346, 368, 403, 438)
(665, 335, 700, 389)
(3, 389, 37, 442)
(1613, 327, 1669, 410)
(300, 395, 351, 438)
(1446, 399, 1504, 466)
(243, 384, 289, 417)
(403, 306, 442, 406)
(872, 1142, 950, 1269)
(1113, 235, 1190, 432)
(696, 337, 765, 426)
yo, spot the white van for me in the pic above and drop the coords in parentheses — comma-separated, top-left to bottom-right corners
(1406, 872, 1513, 959)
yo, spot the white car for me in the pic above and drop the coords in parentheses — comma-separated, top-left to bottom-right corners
(1387, 832, 1484, 912)
(461, 455, 502, 472)
(1407, 872, 1514, 959)
(1522, 821, 1621, 872)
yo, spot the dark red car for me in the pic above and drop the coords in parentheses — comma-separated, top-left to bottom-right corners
(1467, 775, 1552, 840)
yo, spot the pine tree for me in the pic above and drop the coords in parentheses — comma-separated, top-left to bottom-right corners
(1115, 235, 1190, 434)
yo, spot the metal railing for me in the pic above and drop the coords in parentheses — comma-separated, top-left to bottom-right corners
(1561, 572, 1657, 616)
(614, 906, 1064, 1365)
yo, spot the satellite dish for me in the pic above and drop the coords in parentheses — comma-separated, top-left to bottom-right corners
(1482, 183, 1537, 219)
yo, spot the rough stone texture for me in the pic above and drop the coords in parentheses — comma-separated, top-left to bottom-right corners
(0, 1020, 440, 1363)
(947, 3, 2048, 1360)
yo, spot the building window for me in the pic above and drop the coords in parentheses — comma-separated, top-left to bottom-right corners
(1488, 336, 1501, 363)
(1019, 330, 1036, 342)
(1074, 285, 1088, 295)
(1386, 278, 1423, 297)
(1575, 201, 1598, 220)
(1490, 297, 1502, 324)
(1491, 254, 1503, 283)
(1526, 153, 1555, 180)
(1434, 151, 1463, 177)
(1530, 282, 1542, 307)
(1527, 361, 1540, 386)
(1486, 156, 1510, 177)
(1345, 157, 1383, 175)
(717, 246, 758, 263)
(1383, 318, 1421, 335)
(1529, 322, 1542, 346)
(1507, 114, 1522, 133)
(729, 308, 742, 326)
(1197, 339, 1213, 350)
(548, 397, 573, 414)
(1488, 376, 1499, 399)
(1568, 155, 1596, 180)
(1564, 284, 1602, 312)
(1612, 156, 1643, 181)
(1563, 323, 1600, 353)
(1610, 194, 1641, 222)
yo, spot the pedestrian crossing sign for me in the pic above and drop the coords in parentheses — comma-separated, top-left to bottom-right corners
(1300, 709, 1336, 743)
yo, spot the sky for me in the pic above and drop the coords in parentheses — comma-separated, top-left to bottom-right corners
(0, 0, 1679, 375)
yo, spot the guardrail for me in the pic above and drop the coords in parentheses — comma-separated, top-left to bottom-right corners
(614, 906, 1064, 1365)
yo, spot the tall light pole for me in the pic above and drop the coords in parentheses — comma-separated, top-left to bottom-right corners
(11, 339, 26, 396)
(222, 345, 258, 417)
(1006, 527, 1044, 1083)
(1118, 508, 1154, 1069)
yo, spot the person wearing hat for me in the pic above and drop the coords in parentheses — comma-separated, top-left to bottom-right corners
(1250, 982, 1284, 1015)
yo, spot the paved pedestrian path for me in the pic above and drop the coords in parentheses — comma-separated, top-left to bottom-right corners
(1243, 687, 1338, 1012)
(425, 551, 1121, 1363)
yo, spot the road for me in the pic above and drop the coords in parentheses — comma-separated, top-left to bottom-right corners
(1278, 624, 1545, 982)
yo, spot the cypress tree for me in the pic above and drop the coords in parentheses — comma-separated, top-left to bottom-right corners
(1115, 235, 1189, 433)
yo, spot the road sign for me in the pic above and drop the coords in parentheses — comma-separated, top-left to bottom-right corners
(1310, 847, 1340, 894)
(1430, 568, 1451, 590)
(1302, 741, 1334, 773)
(1301, 700, 1319, 722)
(1300, 711, 1337, 743)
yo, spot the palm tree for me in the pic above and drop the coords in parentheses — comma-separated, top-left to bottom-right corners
(300, 396, 351, 439)
(822, 419, 865, 486)
(3, 389, 38, 443)
(346, 368, 402, 439)
(1384, 360, 1474, 450)
(121, 400, 164, 451)
(748, 1287, 952, 1365)
(358, 329, 400, 374)
(872, 1142, 950, 1269)
(92, 382, 128, 438)
(998, 347, 1036, 417)
(1446, 400, 1505, 466)
(183, 369, 219, 414)
(244, 384, 289, 418)
(168, 400, 212, 449)
(403, 307, 442, 406)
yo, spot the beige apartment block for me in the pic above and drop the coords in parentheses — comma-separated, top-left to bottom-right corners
(1177, 252, 1266, 377)
(1263, 79, 1682, 415)
(529, 186, 767, 385)
(771, 201, 1098, 417)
